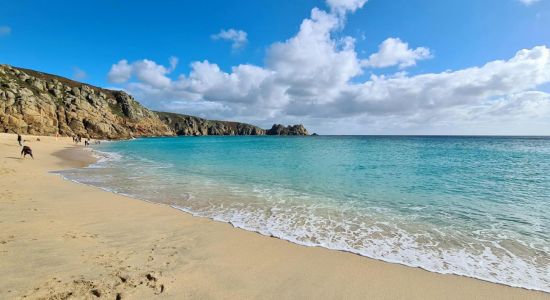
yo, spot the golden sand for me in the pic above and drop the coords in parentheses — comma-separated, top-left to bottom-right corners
(0, 133, 548, 299)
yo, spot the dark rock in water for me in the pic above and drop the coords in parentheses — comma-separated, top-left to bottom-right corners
(311, 133, 319, 136)
(266, 124, 309, 136)
(266, 124, 286, 135)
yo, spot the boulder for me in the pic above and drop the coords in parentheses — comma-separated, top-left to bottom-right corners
(266, 124, 309, 135)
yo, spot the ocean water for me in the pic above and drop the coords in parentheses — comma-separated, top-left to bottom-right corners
(57, 136, 550, 292)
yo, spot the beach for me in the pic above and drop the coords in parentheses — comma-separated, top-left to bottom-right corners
(0, 133, 548, 299)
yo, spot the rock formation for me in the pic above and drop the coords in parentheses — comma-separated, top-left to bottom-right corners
(0, 64, 309, 138)
(156, 112, 266, 136)
(266, 124, 309, 136)
(0, 65, 173, 139)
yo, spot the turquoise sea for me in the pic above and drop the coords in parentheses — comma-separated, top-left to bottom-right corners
(57, 136, 550, 292)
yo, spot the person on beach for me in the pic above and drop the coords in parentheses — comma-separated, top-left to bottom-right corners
(17, 134, 22, 146)
(84, 140, 89, 147)
(21, 145, 33, 159)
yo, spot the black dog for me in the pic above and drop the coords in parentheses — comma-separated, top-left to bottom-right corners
(21, 146, 34, 159)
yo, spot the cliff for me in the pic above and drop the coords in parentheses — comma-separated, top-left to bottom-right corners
(0, 64, 173, 139)
(156, 112, 266, 136)
(157, 112, 310, 136)
(0, 64, 309, 138)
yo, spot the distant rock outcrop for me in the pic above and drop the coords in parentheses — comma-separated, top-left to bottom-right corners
(266, 124, 309, 136)
(0, 64, 309, 139)
(0, 65, 173, 139)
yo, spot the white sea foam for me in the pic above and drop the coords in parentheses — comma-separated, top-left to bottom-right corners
(168, 199, 549, 293)
(83, 148, 122, 167)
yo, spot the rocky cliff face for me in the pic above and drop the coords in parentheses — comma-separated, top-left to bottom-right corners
(0, 65, 173, 139)
(157, 112, 310, 136)
(156, 112, 266, 136)
(0, 64, 309, 138)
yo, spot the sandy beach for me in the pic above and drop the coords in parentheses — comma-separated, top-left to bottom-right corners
(0, 133, 548, 300)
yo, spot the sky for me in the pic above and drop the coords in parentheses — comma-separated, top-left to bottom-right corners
(1, 0, 550, 135)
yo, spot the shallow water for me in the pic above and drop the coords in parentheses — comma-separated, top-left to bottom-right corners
(58, 136, 550, 292)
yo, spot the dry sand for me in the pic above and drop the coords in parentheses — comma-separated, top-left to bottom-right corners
(0, 133, 548, 300)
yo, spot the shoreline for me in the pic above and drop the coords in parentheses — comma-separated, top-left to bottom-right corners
(69, 162, 549, 295)
(1, 133, 548, 299)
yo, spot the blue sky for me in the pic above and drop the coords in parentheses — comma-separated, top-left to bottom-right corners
(1, 0, 550, 134)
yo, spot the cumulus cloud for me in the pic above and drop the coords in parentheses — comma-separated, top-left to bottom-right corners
(107, 59, 132, 83)
(211, 29, 248, 50)
(301, 46, 550, 119)
(326, 0, 368, 15)
(518, 0, 540, 5)
(131, 60, 173, 88)
(106, 1, 550, 134)
(363, 38, 432, 69)
(266, 8, 362, 100)
(0, 26, 11, 37)
(107, 57, 178, 88)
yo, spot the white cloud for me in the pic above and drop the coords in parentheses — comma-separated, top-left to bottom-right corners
(72, 67, 87, 80)
(211, 29, 248, 50)
(309, 46, 550, 119)
(363, 38, 432, 69)
(107, 57, 178, 88)
(326, 0, 368, 15)
(0, 26, 11, 37)
(266, 8, 362, 100)
(518, 0, 540, 5)
(131, 59, 173, 88)
(106, 1, 550, 135)
(107, 59, 132, 83)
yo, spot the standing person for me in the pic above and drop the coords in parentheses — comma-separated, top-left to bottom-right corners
(17, 134, 22, 146)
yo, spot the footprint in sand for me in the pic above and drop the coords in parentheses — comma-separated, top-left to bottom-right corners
(145, 272, 165, 294)
(0, 235, 16, 245)
(63, 231, 99, 240)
